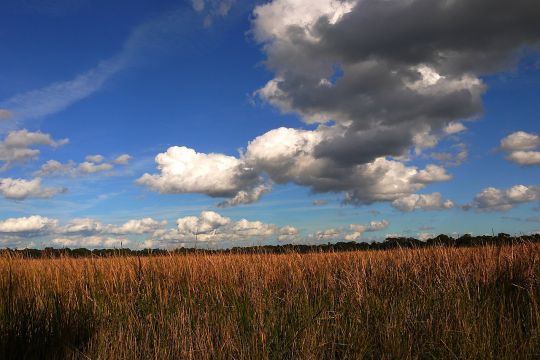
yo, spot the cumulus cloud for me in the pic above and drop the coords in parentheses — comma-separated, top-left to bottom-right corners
(57, 217, 167, 237)
(307, 219, 390, 242)
(411, 165, 452, 184)
(140, 126, 453, 206)
(0, 212, 392, 248)
(85, 154, 104, 163)
(34, 160, 77, 177)
(58, 218, 107, 236)
(137, 146, 267, 203)
(245, 127, 452, 204)
(0, 129, 68, 170)
(113, 154, 132, 165)
(51, 236, 127, 249)
(0, 215, 168, 248)
(0, 215, 57, 235)
(310, 228, 342, 242)
(467, 185, 540, 211)
(501, 131, 540, 151)
(278, 225, 300, 242)
(35, 153, 129, 177)
(246, 0, 540, 201)
(443, 122, 467, 135)
(110, 218, 167, 235)
(141, 126, 453, 206)
(391, 193, 454, 212)
(142, 0, 540, 206)
(176, 211, 232, 237)
(217, 184, 272, 207)
(345, 220, 390, 241)
(501, 131, 540, 166)
(150, 211, 299, 245)
(0, 178, 65, 200)
(506, 151, 540, 166)
(78, 161, 114, 174)
(251, 0, 520, 166)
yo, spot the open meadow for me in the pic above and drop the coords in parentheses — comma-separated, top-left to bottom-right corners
(1, 243, 539, 359)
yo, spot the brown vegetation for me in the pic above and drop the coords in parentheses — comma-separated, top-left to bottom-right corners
(1, 244, 539, 359)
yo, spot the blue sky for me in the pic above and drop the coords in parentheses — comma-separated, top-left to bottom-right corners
(0, 0, 539, 249)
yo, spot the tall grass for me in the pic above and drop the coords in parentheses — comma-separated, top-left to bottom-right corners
(0, 244, 539, 359)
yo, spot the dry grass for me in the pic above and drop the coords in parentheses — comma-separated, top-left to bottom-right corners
(0, 244, 539, 359)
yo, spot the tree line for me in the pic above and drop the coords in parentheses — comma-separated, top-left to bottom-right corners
(1, 232, 539, 258)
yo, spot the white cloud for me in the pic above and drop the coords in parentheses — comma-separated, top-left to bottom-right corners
(0, 129, 68, 170)
(3, 129, 68, 148)
(346, 220, 390, 240)
(411, 165, 452, 184)
(245, 126, 452, 204)
(113, 154, 132, 165)
(58, 218, 106, 236)
(0, 177, 65, 200)
(392, 193, 454, 212)
(110, 218, 167, 235)
(0, 215, 168, 248)
(141, 125, 453, 206)
(149, 211, 299, 245)
(252, 0, 354, 42)
(243, 0, 540, 208)
(306, 219, 390, 243)
(176, 211, 231, 236)
(278, 225, 300, 242)
(501, 131, 540, 151)
(311, 228, 342, 242)
(34, 160, 76, 177)
(57, 217, 167, 236)
(443, 122, 467, 135)
(0, 212, 392, 248)
(251, 0, 488, 165)
(229, 218, 276, 238)
(0, 215, 57, 234)
(51, 236, 128, 249)
(137, 146, 265, 201)
(217, 184, 272, 207)
(501, 131, 540, 166)
(468, 185, 540, 211)
(417, 233, 434, 241)
(505, 151, 540, 166)
(35, 154, 127, 177)
(78, 161, 114, 174)
(85, 154, 104, 163)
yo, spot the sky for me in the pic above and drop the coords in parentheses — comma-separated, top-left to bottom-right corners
(0, 0, 539, 249)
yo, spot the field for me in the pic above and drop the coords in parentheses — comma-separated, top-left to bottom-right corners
(1, 244, 539, 359)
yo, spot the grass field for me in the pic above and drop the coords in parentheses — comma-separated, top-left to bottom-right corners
(1, 244, 539, 359)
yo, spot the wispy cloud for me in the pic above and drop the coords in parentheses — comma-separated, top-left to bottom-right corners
(0, 8, 196, 126)
(0, 58, 122, 124)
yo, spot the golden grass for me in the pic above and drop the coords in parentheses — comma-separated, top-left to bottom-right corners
(1, 244, 539, 359)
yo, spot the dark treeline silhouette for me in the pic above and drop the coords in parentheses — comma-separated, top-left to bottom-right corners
(1, 233, 539, 258)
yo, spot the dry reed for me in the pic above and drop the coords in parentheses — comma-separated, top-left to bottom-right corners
(0, 244, 539, 359)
